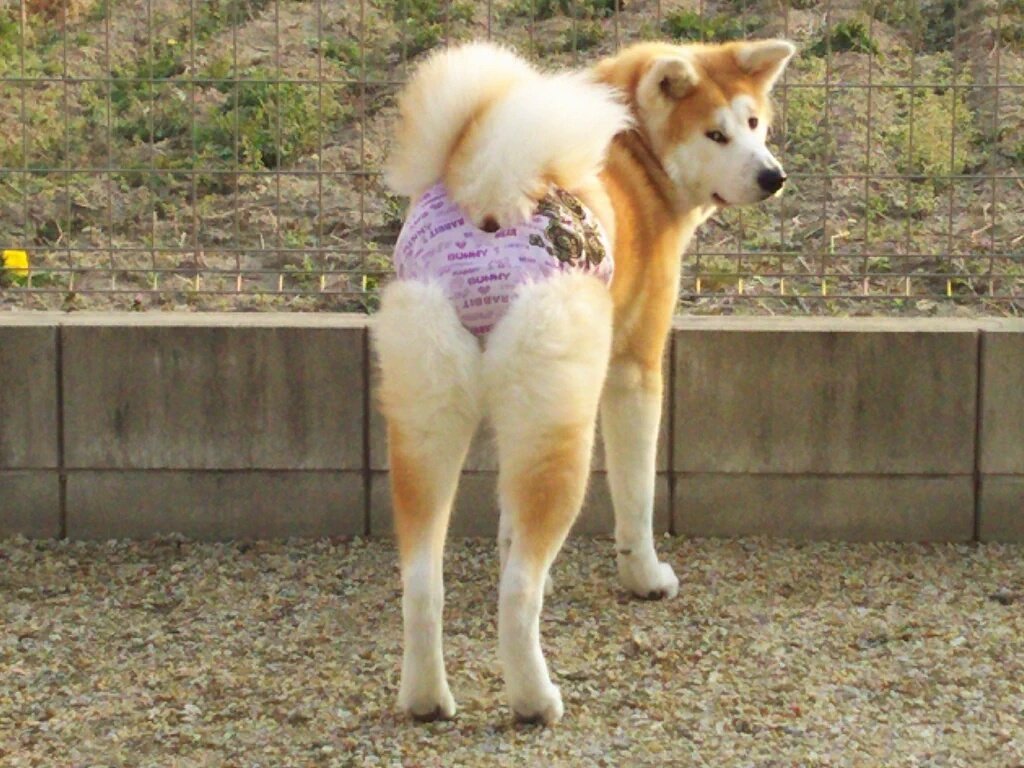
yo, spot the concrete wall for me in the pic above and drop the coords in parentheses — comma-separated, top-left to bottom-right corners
(978, 320, 1024, 542)
(1, 313, 1020, 541)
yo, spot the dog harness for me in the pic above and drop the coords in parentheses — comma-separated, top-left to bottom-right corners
(392, 183, 613, 337)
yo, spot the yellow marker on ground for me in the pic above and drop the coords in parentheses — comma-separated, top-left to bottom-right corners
(2, 250, 29, 277)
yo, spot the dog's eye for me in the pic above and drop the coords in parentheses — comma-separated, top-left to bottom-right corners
(748, 117, 759, 130)
(706, 130, 728, 144)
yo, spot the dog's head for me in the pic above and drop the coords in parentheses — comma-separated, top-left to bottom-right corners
(597, 40, 795, 209)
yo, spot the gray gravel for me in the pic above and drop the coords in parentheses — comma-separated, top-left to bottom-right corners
(2, 534, 1023, 767)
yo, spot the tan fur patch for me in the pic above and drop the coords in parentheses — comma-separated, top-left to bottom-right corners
(445, 95, 501, 192)
(600, 137, 692, 373)
(503, 423, 592, 565)
(388, 425, 435, 563)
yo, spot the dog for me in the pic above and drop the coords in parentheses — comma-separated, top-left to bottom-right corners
(372, 38, 795, 725)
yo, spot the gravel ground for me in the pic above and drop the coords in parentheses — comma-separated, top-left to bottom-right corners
(2, 535, 1023, 767)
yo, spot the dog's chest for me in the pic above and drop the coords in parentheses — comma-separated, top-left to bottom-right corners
(393, 184, 613, 337)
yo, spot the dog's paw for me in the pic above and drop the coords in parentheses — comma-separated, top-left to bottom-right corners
(510, 684, 563, 727)
(544, 572, 554, 597)
(399, 684, 456, 723)
(618, 554, 679, 600)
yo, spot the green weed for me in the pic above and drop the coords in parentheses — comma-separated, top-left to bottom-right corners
(197, 71, 347, 169)
(503, 0, 562, 20)
(661, 9, 765, 42)
(562, 20, 605, 52)
(862, 0, 1021, 51)
(808, 19, 879, 56)
(379, 0, 475, 56)
(778, 58, 836, 167)
(282, 254, 321, 291)
(85, 0, 114, 22)
(503, 0, 618, 21)
(190, 0, 274, 40)
(882, 59, 980, 183)
(315, 35, 389, 79)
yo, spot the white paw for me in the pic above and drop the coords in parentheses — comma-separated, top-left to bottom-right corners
(399, 680, 456, 722)
(618, 554, 679, 600)
(510, 683, 563, 726)
(544, 572, 554, 597)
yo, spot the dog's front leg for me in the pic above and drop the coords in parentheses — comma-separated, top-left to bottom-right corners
(600, 358, 679, 599)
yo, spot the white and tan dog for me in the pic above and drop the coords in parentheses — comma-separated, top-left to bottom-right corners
(373, 38, 795, 725)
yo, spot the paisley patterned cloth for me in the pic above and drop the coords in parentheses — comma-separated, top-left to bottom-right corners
(392, 183, 613, 337)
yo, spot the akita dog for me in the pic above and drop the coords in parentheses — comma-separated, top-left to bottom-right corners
(373, 38, 795, 725)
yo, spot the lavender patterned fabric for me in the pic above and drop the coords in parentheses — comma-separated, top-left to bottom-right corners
(393, 183, 613, 337)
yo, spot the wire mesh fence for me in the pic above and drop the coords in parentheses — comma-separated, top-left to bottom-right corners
(0, 0, 1021, 314)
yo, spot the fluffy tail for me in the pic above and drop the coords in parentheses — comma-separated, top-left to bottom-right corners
(387, 43, 631, 230)
(385, 42, 538, 201)
(445, 71, 632, 229)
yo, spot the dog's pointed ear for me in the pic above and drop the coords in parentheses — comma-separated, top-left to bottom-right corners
(735, 39, 795, 91)
(638, 56, 699, 109)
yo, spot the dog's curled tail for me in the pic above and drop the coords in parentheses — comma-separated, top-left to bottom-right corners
(445, 71, 632, 230)
(386, 43, 631, 230)
(385, 42, 538, 201)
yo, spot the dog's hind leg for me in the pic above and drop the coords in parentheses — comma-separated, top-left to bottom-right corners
(372, 281, 483, 722)
(499, 495, 554, 597)
(484, 273, 613, 725)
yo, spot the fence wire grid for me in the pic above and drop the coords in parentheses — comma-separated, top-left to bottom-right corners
(0, 0, 1022, 315)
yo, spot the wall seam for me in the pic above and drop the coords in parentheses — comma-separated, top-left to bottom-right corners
(56, 323, 67, 539)
(362, 326, 372, 538)
(973, 330, 985, 542)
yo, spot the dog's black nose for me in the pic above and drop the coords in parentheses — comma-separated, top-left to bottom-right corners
(481, 216, 500, 233)
(757, 168, 786, 195)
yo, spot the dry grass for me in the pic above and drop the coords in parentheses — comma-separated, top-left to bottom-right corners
(2, 534, 1023, 766)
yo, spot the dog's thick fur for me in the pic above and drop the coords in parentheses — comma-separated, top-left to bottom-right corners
(374, 39, 795, 725)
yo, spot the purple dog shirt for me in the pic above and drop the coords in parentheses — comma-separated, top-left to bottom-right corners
(393, 183, 614, 337)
